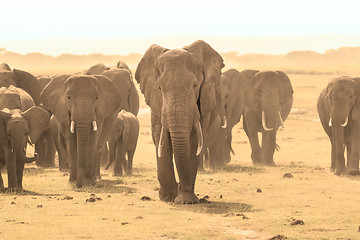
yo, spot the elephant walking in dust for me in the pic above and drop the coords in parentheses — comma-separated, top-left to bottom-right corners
(0, 86, 50, 191)
(41, 75, 122, 188)
(242, 70, 293, 166)
(105, 110, 139, 176)
(317, 76, 360, 175)
(135, 40, 224, 204)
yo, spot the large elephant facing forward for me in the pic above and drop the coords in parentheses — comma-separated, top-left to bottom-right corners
(317, 76, 360, 175)
(242, 70, 293, 166)
(135, 40, 224, 204)
(41, 75, 122, 188)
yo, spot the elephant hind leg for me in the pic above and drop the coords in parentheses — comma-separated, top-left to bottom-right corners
(126, 150, 134, 176)
(113, 143, 125, 176)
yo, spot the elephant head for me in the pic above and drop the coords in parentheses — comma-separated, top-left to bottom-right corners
(251, 71, 293, 131)
(41, 75, 122, 187)
(0, 107, 50, 163)
(324, 76, 360, 127)
(0, 63, 42, 105)
(135, 40, 224, 203)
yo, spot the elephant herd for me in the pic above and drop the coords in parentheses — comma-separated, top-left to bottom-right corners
(0, 40, 358, 204)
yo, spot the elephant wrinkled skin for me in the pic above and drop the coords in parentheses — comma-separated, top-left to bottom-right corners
(317, 76, 360, 175)
(41, 75, 122, 188)
(135, 40, 224, 204)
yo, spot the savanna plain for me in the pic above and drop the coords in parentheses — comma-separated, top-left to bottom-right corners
(1, 72, 360, 240)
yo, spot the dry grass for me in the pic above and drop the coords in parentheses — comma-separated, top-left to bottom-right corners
(1, 74, 360, 240)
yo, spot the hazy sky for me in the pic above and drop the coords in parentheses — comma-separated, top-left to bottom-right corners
(1, 0, 360, 55)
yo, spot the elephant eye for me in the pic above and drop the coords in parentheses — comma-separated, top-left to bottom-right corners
(67, 95, 71, 100)
(25, 132, 28, 136)
(193, 82, 198, 88)
(8, 133, 11, 137)
(95, 96, 99, 100)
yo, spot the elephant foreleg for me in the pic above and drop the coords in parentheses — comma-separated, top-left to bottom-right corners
(156, 128, 177, 202)
(16, 160, 25, 190)
(58, 133, 69, 171)
(349, 122, 360, 171)
(261, 130, 277, 166)
(0, 159, 5, 190)
(330, 139, 336, 172)
(244, 115, 262, 164)
(4, 147, 18, 190)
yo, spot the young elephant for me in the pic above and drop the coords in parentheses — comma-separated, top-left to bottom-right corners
(0, 86, 50, 191)
(105, 110, 139, 176)
(317, 76, 360, 175)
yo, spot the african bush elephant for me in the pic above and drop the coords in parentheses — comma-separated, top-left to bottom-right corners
(0, 86, 50, 191)
(242, 70, 293, 166)
(202, 69, 245, 170)
(105, 110, 139, 176)
(41, 75, 122, 188)
(135, 40, 224, 203)
(85, 62, 140, 171)
(317, 76, 360, 175)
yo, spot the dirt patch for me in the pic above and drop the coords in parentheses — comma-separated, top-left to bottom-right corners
(175, 201, 255, 215)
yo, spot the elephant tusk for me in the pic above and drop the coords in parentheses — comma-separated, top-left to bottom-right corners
(329, 117, 332, 127)
(221, 116, 227, 129)
(195, 121, 203, 156)
(70, 121, 75, 133)
(11, 148, 14, 153)
(262, 111, 273, 131)
(157, 126, 165, 158)
(341, 117, 348, 127)
(278, 111, 285, 128)
(106, 141, 109, 151)
(92, 121, 97, 131)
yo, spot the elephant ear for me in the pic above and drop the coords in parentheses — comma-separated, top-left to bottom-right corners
(351, 77, 360, 120)
(135, 44, 169, 113)
(93, 75, 122, 122)
(21, 106, 51, 143)
(13, 69, 42, 105)
(183, 40, 224, 116)
(40, 75, 70, 123)
(276, 71, 294, 102)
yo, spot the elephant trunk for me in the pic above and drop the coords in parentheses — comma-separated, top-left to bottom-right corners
(330, 105, 349, 127)
(75, 122, 91, 188)
(11, 138, 37, 163)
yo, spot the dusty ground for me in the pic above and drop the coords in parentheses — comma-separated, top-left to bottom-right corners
(1, 74, 360, 240)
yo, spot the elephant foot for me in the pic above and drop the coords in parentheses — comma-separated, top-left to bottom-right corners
(346, 169, 360, 176)
(263, 160, 276, 166)
(113, 171, 123, 177)
(6, 187, 20, 193)
(334, 168, 346, 176)
(159, 183, 178, 202)
(174, 187, 199, 204)
(330, 166, 336, 172)
(83, 175, 97, 186)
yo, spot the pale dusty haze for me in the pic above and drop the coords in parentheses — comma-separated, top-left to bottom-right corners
(1, 0, 360, 55)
